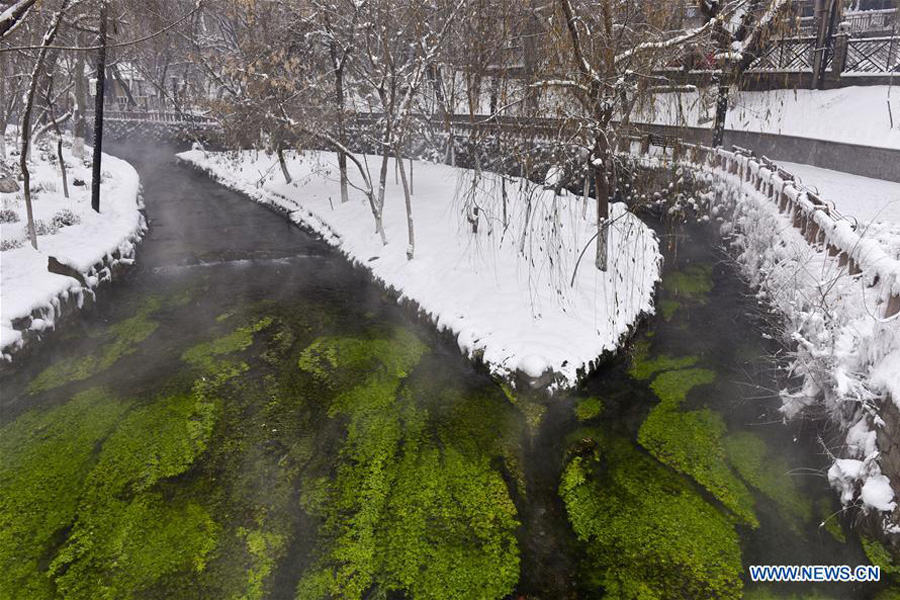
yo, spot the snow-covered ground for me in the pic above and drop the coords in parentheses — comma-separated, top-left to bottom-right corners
(636, 86, 900, 150)
(178, 149, 661, 390)
(0, 137, 144, 359)
(777, 161, 900, 225)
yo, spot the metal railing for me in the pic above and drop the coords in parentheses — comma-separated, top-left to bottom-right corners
(88, 110, 217, 125)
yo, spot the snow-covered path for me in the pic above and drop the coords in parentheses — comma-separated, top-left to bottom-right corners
(778, 161, 900, 225)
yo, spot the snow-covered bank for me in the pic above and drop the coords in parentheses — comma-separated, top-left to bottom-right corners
(699, 150, 900, 529)
(776, 161, 900, 225)
(178, 149, 661, 391)
(0, 138, 145, 360)
(636, 86, 900, 150)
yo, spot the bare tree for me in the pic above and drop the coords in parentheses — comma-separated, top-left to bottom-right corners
(19, 0, 72, 249)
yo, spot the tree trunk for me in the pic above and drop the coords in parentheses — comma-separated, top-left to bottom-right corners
(593, 136, 610, 271)
(49, 105, 69, 198)
(334, 64, 349, 203)
(57, 136, 69, 198)
(395, 148, 415, 260)
(19, 0, 70, 249)
(712, 76, 729, 147)
(277, 144, 291, 184)
(373, 151, 390, 245)
(73, 32, 87, 159)
(0, 57, 6, 159)
(91, 0, 108, 214)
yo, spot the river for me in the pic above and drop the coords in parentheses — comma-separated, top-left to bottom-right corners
(0, 143, 890, 600)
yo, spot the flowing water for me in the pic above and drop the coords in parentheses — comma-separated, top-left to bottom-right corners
(0, 143, 895, 600)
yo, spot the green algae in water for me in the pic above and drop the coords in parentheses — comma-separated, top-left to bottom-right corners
(27, 298, 163, 394)
(574, 397, 604, 421)
(637, 367, 758, 525)
(0, 388, 128, 600)
(815, 497, 846, 544)
(724, 432, 813, 532)
(665, 264, 714, 300)
(499, 381, 546, 432)
(649, 367, 715, 404)
(182, 315, 274, 370)
(295, 330, 521, 600)
(48, 387, 221, 599)
(639, 406, 757, 526)
(862, 536, 900, 579)
(626, 340, 699, 381)
(236, 528, 287, 600)
(658, 298, 681, 321)
(560, 436, 743, 600)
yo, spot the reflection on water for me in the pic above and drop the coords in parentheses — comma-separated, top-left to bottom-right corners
(0, 144, 895, 600)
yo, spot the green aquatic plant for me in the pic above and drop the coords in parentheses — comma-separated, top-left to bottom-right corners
(649, 367, 715, 404)
(815, 497, 846, 543)
(627, 348, 699, 381)
(665, 264, 714, 300)
(295, 330, 521, 600)
(658, 298, 681, 321)
(724, 432, 814, 532)
(27, 298, 163, 394)
(49, 388, 221, 599)
(236, 528, 288, 600)
(862, 536, 900, 578)
(637, 367, 757, 525)
(639, 406, 757, 526)
(574, 397, 604, 421)
(499, 381, 546, 432)
(182, 316, 273, 371)
(559, 437, 743, 600)
(0, 388, 128, 600)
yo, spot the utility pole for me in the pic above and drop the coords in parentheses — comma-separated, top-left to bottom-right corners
(91, 0, 108, 213)
(813, 0, 842, 89)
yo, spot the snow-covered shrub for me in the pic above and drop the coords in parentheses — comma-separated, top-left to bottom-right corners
(30, 219, 58, 237)
(0, 209, 19, 223)
(0, 238, 24, 251)
(51, 209, 80, 229)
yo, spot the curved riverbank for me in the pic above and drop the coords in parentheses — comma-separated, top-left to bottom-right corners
(0, 140, 145, 363)
(177, 149, 662, 394)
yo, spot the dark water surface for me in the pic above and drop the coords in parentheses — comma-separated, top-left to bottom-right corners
(0, 144, 894, 600)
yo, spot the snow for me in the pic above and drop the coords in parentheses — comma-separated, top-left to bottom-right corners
(635, 86, 900, 150)
(862, 475, 897, 512)
(1, 136, 144, 359)
(829, 459, 865, 504)
(873, 351, 900, 408)
(776, 162, 900, 225)
(178, 149, 662, 391)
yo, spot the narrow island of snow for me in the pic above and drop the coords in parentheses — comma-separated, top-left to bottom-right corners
(178, 149, 661, 391)
(1, 137, 144, 360)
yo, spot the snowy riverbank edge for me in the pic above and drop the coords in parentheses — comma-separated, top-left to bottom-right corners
(177, 149, 662, 393)
(691, 156, 900, 534)
(0, 149, 145, 362)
